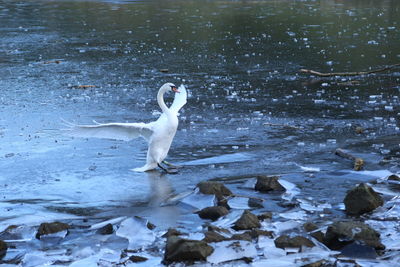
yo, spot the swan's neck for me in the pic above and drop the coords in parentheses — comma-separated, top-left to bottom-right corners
(157, 88, 171, 116)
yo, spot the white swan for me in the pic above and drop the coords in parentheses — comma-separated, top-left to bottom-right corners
(66, 83, 187, 172)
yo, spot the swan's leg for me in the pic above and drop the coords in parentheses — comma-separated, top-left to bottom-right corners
(162, 160, 182, 169)
(157, 163, 179, 174)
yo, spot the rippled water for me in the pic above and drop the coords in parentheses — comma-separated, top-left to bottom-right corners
(0, 0, 399, 265)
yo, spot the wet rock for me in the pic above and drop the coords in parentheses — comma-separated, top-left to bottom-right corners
(162, 228, 182, 238)
(0, 240, 7, 260)
(303, 222, 318, 232)
(96, 223, 114, 235)
(248, 198, 264, 208)
(36, 222, 70, 239)
(164, 236, 214, 263)
(203, 231, 228, 243)
(232, 210, 261, 231)
(147, 221, 156, 230)
(257, 212, 272, 221)
(388, 174, 400, 181)
(310, 231, 325, 243)
(250, 229, 274, 239)
(230, 232, 252, 241)
(129, 255, 148, 262)
(323, 221, 385, 251)
(197, 206, 229, 221)
(344, 183, 384, 215)
(217, 197, 231, 210)
(274, 235, 315, 249)
(255, 175, 285, 193)
(197, 181, 233, 198)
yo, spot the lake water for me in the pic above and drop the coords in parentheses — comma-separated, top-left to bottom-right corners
(0, 0, 399, 265)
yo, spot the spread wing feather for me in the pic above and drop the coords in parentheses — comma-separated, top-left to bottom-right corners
(64, 122, 154, 142)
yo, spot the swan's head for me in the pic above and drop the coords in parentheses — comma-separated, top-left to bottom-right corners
(162, 82, 179, 93)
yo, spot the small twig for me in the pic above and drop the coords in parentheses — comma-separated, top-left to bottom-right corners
(300, 63, 400, 77)
(335, 148, 364, 171)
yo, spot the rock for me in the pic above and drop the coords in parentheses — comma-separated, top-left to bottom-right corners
(203, 231, 228, 243)
(197, 206, 229, 221)
(303, 222, 318, 232)
(230, 232, 252, 241)
(344, 183, 384, 215)
(255, 175, 285, 193)
(388, 174, 400, 181)
(0, 240, 7, 260)
(162, 228, 182, 238)
(217, 197, 231, 210)
(164, 236, 214, 263)
(274, 235, 315, 249)
(250, 229, 274, 239)
(129, 255, 148, 262)
(257, 212, 272, 221)
(310, 231, 325, 243)
(96, 223, 114, 235)
(197, 181, 233, 198)
(233, 210, 261, 231)
(323, 221, 385, 251)
(147, 221, 156, 230)
(36, 222, 70, 239)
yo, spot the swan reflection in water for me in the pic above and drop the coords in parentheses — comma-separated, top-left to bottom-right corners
(146, 170, 174, 207)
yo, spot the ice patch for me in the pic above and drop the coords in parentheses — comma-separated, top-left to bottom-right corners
(207, 240, 257, 264)
(116, 217, 155, 249)
(279, 179, 300, 201)
(180, 191, 216, 210)
(228, 197, 250, 209)
(181, 152, 252, 166)
(279, 209, 307, 220)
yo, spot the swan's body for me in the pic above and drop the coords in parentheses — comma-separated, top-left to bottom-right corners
(66, 83, 187, 172)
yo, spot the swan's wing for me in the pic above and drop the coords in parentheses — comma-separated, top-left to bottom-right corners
(64, 121, 154, 142)
(170, 84, 187, 114)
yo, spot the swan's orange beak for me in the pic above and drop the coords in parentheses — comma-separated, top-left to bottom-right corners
(172, 86, 180, 93)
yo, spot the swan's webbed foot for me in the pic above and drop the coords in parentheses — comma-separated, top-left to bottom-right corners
(157, 163, 179, 174)
(162, 160, 183, 169)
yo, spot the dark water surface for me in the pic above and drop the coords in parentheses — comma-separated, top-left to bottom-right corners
(0, 0, 399, 265)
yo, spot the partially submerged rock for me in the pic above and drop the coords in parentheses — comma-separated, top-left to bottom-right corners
(303, 222, 318, 232)
(197, 181, 232, 198)
(230, 232, 252, 242)
(203, 231, 228, 243)
(0, 240, 7, 260)
(344, 183, 384, 215)
(323, 221, 385, 251)
(129, 255, 148, 262)
(162, 228, 182, 238)
(36, 222, 70, 239)
(257, 212, 272, 221)
(164, 236, 214, 263)
(197, 206, 229, 221)
(233, 210, 261, 231)
(255, 175, 285, 193)
(96, 223, 114, 235)
(274, 235, 315, 249)
(249, 229, 274, 239)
